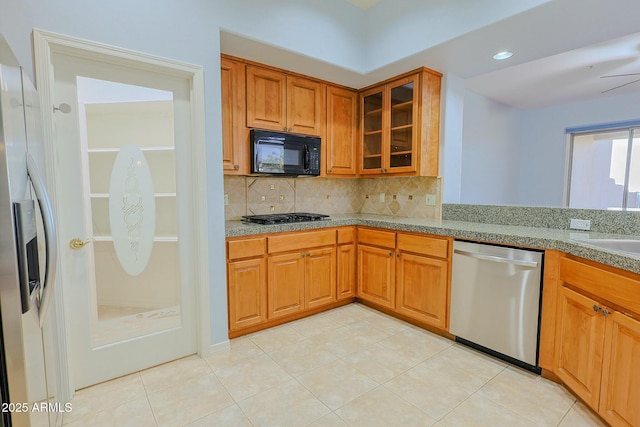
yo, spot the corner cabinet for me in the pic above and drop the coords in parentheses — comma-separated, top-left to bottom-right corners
(220, 56, 249, 175)
(553, 257, 640, 427)
(325, 85, 358, 176)
(246, 65, 324, 136)
(360, 68, 441, 176)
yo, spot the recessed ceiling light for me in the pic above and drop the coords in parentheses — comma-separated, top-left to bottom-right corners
(493, 51, 513, 60)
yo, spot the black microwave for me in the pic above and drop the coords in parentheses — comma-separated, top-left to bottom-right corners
(250, 129, 321, 176)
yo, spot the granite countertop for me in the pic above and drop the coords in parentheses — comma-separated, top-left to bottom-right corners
(225, 213, 640, 275)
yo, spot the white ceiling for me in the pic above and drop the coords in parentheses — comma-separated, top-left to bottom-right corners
(465, 31, 640, 110)
(344, 0, 381, 10)
(222, 0, 640, 110)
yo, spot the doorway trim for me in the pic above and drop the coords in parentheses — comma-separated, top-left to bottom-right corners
(32, 29, 210, 398)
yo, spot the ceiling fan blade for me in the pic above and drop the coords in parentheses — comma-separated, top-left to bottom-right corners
(601, 77, 640, 93)
(600, 72, 640, 78)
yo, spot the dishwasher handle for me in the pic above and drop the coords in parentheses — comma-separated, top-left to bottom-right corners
(454, 248, 539, 268)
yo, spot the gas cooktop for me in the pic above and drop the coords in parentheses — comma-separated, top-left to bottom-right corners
(241, 212, 330, 225)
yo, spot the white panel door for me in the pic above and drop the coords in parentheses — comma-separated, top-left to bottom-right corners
(52, 53, 197, 389)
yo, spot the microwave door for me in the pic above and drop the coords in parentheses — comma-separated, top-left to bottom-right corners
(255, 140, 285, 174)
(283, 146, 305, 175)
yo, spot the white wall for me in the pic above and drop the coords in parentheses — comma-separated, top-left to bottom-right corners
(456, 89, 640, 207)
(517, 91, 640, 207)
(0, 0, 377, 349)
(216, 0, 367, 73)
(0, 0, 230, 346)
(441, 73, 465, 203)
(459, 90, 520, 204)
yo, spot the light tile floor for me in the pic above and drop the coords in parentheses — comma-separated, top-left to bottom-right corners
(63, 303, 607, 427)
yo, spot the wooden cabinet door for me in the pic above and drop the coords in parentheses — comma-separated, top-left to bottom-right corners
(599, 311, 640, 427)
(357, 244, 395, 309)
(227, 257, 267, 331)
(287, 76, 323, 136)
(220, 58, 248, 174)
(387, 74, 419, 174)
(360, 86, 385, 175)
(305, 247, 336, 309)
(326, 86, 357, 175)
(268, 252, 305, 319)
(396, 252, 448, 329)
(246, 66, 287, 131)
(337, 243, 356, 300)
(554, 286, 606, 409)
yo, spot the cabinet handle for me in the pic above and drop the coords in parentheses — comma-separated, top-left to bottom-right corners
(602, 309, 611, 317)
(593, 304, 601, 312)
(234, 164, 239, 170)
(284, 126, 288, 131)
(301, 253, 305, 258)
(396, 253, 400, 258)
(307, 252, 311, 257)
(389, 251, 393, 257)
(328, 169, 332, 174)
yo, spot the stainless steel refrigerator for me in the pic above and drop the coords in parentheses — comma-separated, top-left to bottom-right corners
(0, 34, 60, 427)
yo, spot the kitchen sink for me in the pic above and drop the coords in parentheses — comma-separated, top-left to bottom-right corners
(572, 238, 640, 256)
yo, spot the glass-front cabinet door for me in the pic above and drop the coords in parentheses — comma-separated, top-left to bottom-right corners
(388, 75, 418, 173)
(360, 74, 419, 175)
(361, 88, 384, 172)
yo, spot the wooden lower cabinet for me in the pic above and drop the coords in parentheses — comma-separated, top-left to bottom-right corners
(599, 311, 640, 426)
(305, 247, 337, 309)
(227, 257, 267, 331)
(337, 243, 356, 299)
(396, 252, 448, 329)
(553, 286, 606, 409)
(553, 257, 640, 427)
(357, 244, 395, 309)
(267, 251, 305, 319)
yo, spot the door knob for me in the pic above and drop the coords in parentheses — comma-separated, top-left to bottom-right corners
(69, 238, 93, 250)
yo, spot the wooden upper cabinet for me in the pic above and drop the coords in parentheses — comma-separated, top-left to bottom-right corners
(287, 76, 324, 136)
(325, 85, 358, 176)
(246, 65, 323, 136)
(246, 66, 288, 132)
(220, 57, 249, 175)
(360, 68, 441, 176)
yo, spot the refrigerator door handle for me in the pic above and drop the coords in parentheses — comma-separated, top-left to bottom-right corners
(26, 154, 58, 327)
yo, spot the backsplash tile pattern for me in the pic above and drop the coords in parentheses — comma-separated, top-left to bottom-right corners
(246, 177, 295, 215)
(223, 176, 247, 220)
(359, 177, 442, 219)
(224, 176, 442, 220)
(295, 178, 363, 214)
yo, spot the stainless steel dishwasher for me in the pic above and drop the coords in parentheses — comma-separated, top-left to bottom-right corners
(450, 240, 544, 373)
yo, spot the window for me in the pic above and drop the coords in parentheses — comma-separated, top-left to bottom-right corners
(567, 125, 640, 210)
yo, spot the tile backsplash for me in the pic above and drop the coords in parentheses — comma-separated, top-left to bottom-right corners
(224, 176, 442, 220)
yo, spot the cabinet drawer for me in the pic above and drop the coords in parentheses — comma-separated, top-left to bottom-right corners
(560, 257, 640, 316)
(268, 229, 335, 253)
(337, 227, 356, 244)
(357, 228, 396, 248)
(397, 233, 449, 259)
(228, 237, 266, 260)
